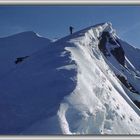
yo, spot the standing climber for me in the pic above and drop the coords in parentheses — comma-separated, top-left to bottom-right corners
(69, 26, 74, 35)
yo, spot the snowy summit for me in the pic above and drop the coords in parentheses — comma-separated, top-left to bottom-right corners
(0, 22, 140, 135)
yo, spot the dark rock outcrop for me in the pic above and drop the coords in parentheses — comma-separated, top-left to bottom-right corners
(98, 32, 110, 56)
(109, 38, 117, 45)
(15, 56, 29, 64)
(116, 74, 139, 95)
(98, 31, 125, 66)
(111, 47, 125, 66)
(133, 100, 140, 109)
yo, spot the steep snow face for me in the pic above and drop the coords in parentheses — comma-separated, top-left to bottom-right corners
(97, 24, 140, 108)
(118, 39, 140, 72)
(0, 32, 77, 134)
(56, 23, 140, 134)
(0, 23, 140, 135)
(0, 31, 51, 78)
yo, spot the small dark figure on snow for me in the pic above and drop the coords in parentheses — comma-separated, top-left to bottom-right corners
(69, 26, 74, 35)
(15, 56, 29, 64)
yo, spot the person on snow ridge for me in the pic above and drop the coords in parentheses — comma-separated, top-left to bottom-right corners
(69, 26, 74, 35)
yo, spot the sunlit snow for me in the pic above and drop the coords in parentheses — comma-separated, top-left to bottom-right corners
(0, 23, 139, 134)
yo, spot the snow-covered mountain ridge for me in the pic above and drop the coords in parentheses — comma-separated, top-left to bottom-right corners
(0, 31, 51, 78)
(0, 22, 140, 134)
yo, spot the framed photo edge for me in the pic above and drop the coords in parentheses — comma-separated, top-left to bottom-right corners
(0, 1, 139, 140)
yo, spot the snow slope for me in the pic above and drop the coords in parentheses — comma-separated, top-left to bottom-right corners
(97, 25, 140, 105)
(0, 31, 51, 78)
(118, 39, 140, 72)
(0, 23, 140, 135)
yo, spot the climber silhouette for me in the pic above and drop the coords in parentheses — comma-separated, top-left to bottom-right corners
(69, 26, 74, 35)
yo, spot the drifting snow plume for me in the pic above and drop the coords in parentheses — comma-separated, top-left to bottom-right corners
(0, 23, 140, 135)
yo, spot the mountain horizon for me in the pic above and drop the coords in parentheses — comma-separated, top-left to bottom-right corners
(0, 22, 140, 135)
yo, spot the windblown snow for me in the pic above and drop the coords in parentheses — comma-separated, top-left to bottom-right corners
(0, 23, 140, 135)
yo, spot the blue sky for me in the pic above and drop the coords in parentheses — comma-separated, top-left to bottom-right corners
(0, 6, 140, 48)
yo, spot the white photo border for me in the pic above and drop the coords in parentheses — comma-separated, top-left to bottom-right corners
(0, 1, 140, 139)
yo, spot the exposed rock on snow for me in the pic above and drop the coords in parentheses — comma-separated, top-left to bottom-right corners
(15, 56, 29, 64)
(0, 31, 51, 78)
(111, 47, 125, 66)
